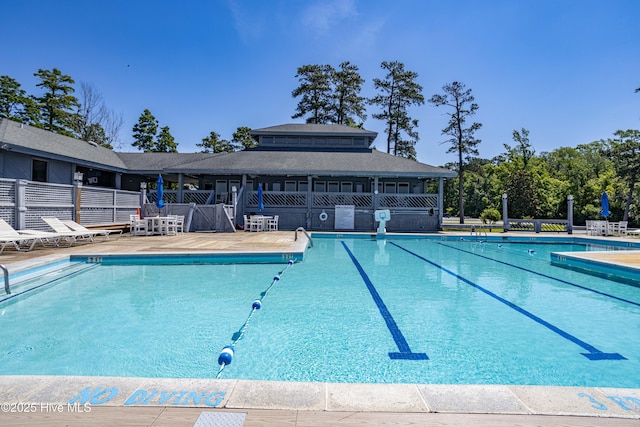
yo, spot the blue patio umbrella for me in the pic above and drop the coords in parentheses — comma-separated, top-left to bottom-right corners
(156, 175, 165, 209)
(600, 191, 610, 218)
(257, 184, 264, 212)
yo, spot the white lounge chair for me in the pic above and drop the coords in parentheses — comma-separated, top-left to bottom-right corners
(61, 220, 123, 241)
(41, 217, 97, 243)
(0, 218, 68, 253)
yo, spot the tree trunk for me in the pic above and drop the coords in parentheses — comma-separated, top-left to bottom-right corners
(458, 145, 465, 224)
(624, 178, 636, 221)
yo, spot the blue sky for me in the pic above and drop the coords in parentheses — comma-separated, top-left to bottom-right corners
(3, 0, 639, 166)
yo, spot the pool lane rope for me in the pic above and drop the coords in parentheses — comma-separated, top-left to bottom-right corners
(216, 259, 295, 378)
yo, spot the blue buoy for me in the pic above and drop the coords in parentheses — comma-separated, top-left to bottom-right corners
(218, 346, 234, 366)
(528, 249, 536, 255)
(252, 299, 262, 309)
(497, 244, 502, 248)
(273, 275, 280, 281)
(288, 259, 294, 265)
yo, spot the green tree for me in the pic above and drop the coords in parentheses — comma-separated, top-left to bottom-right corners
(0, 75, 32, 122)
(428, 81, 482, 224)
(332, 61, 366, 126)
(291, 64, 334, 124)
(503, 128, 534, 170)
(506, 170, 539, 218)
(132, 109, 159, 152)
(602, 129, 640, 221)
(33, 68, 79, 137)
(197, 131, 234, 153)
(369, 61, 424, 157)
(156, 126, 179, 153)
(232, 126, 256, 150)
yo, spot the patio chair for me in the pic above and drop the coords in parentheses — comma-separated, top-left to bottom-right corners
(175, 215, 185, 233)
(243, 215, 250, 231)
(249, 215, 264, 232)
(61, 220, 123, 241)
(267, 215, 279, 231)
(41, 217, 97, 244)
(617, 221, 628, 236)
(165, 215, 178, 235)
(130, 214, 149, 236)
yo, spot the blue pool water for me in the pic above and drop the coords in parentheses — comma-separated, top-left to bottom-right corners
(1, 238, 639, 387)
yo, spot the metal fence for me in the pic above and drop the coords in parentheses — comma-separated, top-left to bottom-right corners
(0, 178, 140, 231)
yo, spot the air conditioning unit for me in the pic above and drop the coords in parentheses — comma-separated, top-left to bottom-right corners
(88, 177, 98, 184)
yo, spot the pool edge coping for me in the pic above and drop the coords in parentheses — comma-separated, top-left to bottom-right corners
(0, 375, 638, 419)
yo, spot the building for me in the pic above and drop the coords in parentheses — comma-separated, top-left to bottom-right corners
(0, 118, 455, 232)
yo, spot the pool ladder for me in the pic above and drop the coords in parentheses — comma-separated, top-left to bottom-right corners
(295, 227, 313, 247)
(1, 264, 9, 294)
(470, 225, 487, 239)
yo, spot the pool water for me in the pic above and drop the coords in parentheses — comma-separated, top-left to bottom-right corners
(1, 238, 639, 387)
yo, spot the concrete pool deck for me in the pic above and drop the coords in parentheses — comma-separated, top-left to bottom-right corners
(0, 230, 639, 426)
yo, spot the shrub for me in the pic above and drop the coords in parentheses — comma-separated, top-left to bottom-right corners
(480, 208, 501, 224)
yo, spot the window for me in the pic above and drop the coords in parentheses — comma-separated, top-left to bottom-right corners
(314, 181, 326, 192)
(384, 182, 397, 193)
(299, 182, 309, 192)
(272, 182, 281, 191)
(341, 182, 353, 192)
(285, 181, 297, 191)
(398, 182, 410, 194)
(32, 159, 47, 182)
(328, 181, 339, 192)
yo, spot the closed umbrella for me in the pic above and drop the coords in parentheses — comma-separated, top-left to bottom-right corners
(257, 184, 264, 212)
(156, 175, 165, 210)
(600, 191, 610, 218)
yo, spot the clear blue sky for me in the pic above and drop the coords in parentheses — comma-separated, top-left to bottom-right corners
(4, 0, 639, 166)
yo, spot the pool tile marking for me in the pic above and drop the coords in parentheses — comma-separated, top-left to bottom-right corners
(341, 241, 428, 360)
(390, 242, 626, 361)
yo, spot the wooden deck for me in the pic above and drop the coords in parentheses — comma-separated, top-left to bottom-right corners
(0, 230, 639, 426)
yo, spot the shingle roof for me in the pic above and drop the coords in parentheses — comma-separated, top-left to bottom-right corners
(0, 118, 455, 178)
(0, 118, 128, 170)
(164, 149, 456, 178)
(116, 152, 216, 172)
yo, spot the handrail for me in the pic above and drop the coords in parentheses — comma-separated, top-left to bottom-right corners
(1, 264, 9, 294)
(295, 227, 313, 247)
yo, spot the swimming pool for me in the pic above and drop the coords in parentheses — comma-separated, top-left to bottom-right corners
(1, 237, 639, 387)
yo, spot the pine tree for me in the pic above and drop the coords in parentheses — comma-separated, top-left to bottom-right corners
(429, 81, 482, 224)
(33, 68, 79, 137)
(369, 61, 424, 157)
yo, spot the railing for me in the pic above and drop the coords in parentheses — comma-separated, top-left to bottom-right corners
(1, 264, 9, 294)
(148, 190, 215, 205)
(245, 190, 439, 210)
(378, 193, 438, 209)
(295, 227, 313, 247)
(507, 219, 568, 233)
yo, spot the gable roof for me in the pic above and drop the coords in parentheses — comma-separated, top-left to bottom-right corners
(0, 118, 128, 170)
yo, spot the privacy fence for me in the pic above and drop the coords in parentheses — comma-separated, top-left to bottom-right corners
(0, 178, 140, 231)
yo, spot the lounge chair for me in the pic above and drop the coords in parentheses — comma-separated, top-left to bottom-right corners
(0, 218, 68, 253)
(40, 217, 98, 244)
(61, 220, 122, 241)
